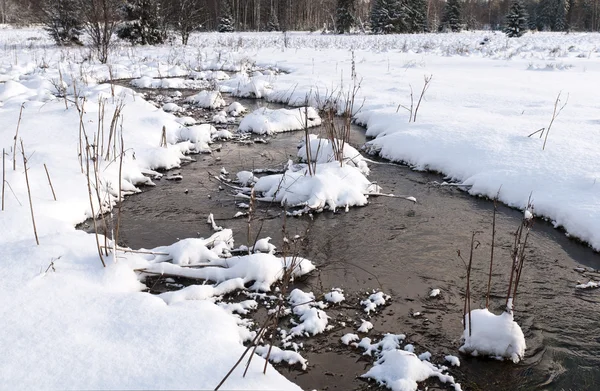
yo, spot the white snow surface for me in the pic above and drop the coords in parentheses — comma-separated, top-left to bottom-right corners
(256, 345, 308, 371)
(3, 27, 600, 388)
(185, 90, 226, 109)
(252, 161, 380, 212)
(361, 291, 391, 314)
(324, 288, 345, 303)
(362, 349, 457, 391)
(459, 309, 526, 363)
(238, 107, 321, 135)
(445, 355, 461, 367)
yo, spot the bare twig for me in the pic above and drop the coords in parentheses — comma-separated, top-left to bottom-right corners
(20, 139, 39, 245)
(486, 188, 501, 308)
(413, 74, 433, 122)
(43, 163, 57, 201)
(13, 103, 24, 171)
(2, 148, 5, 211)
(542, 92, 568, 150)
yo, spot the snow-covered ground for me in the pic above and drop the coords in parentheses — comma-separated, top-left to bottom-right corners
(2, 25, 600, 389)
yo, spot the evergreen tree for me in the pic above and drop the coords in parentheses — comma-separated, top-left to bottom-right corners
(371, 0, 404, 34)
(41, 0, 83, 45)
(406, 0, 427, 33)
(117, 0, 166, 45)
(504, 0, 528, 37)
(336, 0, 356, 33)
(218, 0, 235, 32)
(440, 0, 462, 32)
(266, 7, 280, 31)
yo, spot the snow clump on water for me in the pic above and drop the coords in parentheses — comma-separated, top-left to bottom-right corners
(459, 309, 526, 363)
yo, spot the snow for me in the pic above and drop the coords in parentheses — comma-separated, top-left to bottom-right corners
(358, 319, 374, 333)
(418, 352, 432, 361)
(253, 237, 276, 254)
(236, 170, 258, 186)
(3, 27, 600, 389)
(361, 291, 391, 314)
(324, 288, 345, 303)
(576, 281, 599, 289)
(238, 107, 321, 135)
(285, 289, 329, 339)
(256, 345, 308, 371)
(185, 90, 226, 109)
(459, 309, 526, 363)
(352, 334, 460, 391)
(429, 289, 441, 297)
(341, 333, 360, 345)
(298, 134, 371, 175)
(362, 349, 457, 391)
(252, 161, 380, 212)
(445, 355, 461, 367)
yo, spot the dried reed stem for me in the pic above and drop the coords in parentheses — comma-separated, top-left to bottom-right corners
(43, 163, 57, 201)
(2, 148, 5, 211)
(20, 139, 39, 245)
(13, 103, 24, 171)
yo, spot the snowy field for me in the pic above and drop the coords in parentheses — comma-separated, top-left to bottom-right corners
(1, 25, 600, 390)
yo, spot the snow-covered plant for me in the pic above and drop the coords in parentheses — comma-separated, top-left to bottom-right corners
(504, 0, 529, 38)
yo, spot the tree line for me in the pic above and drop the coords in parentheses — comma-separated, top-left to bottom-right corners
(1, 0, 598, 48)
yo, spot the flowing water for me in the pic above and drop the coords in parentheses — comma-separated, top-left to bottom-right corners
(82, 89, 600, 390)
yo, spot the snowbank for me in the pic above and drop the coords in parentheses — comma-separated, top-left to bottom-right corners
(238, 107, 321, 135)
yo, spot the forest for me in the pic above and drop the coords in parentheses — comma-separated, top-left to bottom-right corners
(1, 0, 598, 36)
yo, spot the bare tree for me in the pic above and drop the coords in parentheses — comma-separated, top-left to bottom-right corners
(166, 0, 207, 44)
(82, 0, 119, 63)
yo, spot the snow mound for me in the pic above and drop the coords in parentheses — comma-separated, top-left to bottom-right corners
(286, 289, 329, 339)
(358, 319, 374, 333)
(228, 101, 247, 116)
(324, 288, 345, 303)
(362, 349, 457, 391)
(256, 345, 307, 370)
(178, 124, 216, 152)
(253, 161, 380, 212)
(341, 333, 360, 345)
(221, 73, 273, 98)
(459, 309, 526, 363)
(185, 90, 226, 109)
(238, 107, 321, 135)
(445, 355, 461, 367)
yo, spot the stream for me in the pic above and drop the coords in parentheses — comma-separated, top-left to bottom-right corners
(81, 85, 600, 391)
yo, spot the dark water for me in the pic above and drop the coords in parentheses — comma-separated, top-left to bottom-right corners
(85, 91, 600, 390)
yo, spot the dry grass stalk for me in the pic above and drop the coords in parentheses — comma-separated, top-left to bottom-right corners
(542, 92, 568, 150)
(20, 139, 39, 245)
(2, 148, 5, 211)
(105, 100, 125, 160)
(160, 125, 168, 148)
(13, 103, 24, 171)
(83, 128, 106, 268)
(43, 163, 57, 201)
(413, 75, 433, 122)
(458, 231, 479, 335)
(505, 199, 534, 312)
(486, 189, 501, 308)
(58, 67, 68, 109)
(115, 124, 124, 249)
